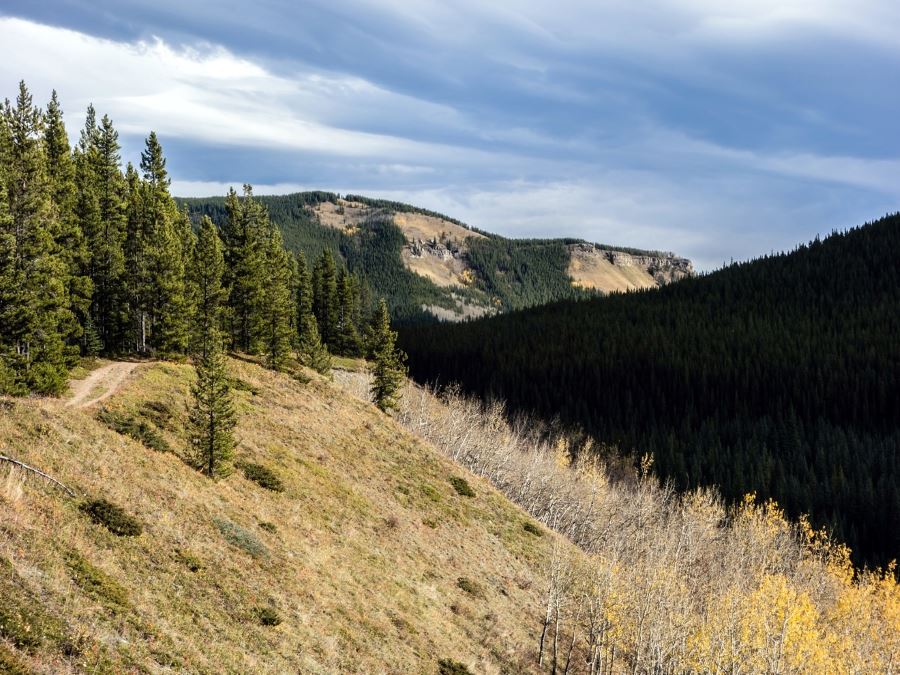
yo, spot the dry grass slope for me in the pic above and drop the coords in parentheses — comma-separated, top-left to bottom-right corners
(0, 359, 560, 674)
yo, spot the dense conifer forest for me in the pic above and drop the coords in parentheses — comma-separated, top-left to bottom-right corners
(400, 216, 900, 568)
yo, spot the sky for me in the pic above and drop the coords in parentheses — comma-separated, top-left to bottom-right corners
(1, 1, 899, 269)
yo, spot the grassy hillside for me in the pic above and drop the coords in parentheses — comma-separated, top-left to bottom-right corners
(0, 358, 557, 673)
(400, 214, 900, 569)
(177, 192, 683, 320)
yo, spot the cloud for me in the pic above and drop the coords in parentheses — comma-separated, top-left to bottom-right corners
(0, 9, 897, 271)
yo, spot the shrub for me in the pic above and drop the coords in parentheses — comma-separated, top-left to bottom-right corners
(438, 658, 473, 675)
(255, 606, 281, 626)
(456, 577, 484, 598)
(97, 408, 171, 453)
(175, 549, 203, 573)
(258, 521, 278, 533)
(64, 551, 129, 609)
(227, 377, 259, 395)
(449, 476, 475, 498)
(421, 484, 441, 502)
(141, 400, 176, 431)
(237, 461, 285, 492)
(214, 518, 268, 559)
(523, 522, 543, 537)
(79, 499, 143, 537)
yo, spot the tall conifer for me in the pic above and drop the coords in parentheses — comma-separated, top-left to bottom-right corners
(189, 344, 236, 479)
(188, 216, 226, 358)
(369, 299, 407, 413)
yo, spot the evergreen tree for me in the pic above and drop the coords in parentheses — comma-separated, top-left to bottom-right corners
(312, 249, 339, 347)
(123, 162, 151, 352)
(295, 251, 314, 340)
(90, 114, 128, 351)
(188, 216, 226, 358)
(188, 344, 236, 479)
(369, 299, 407, 413)
(336, 267, 362, 356)
(298, 312, 332, 376)
(222, 186, 265, 352)
(0, 82, 75, 394)
(44, 90, 91, 349)
(258, 225, 295, 370)
(139, 132, 188, 353)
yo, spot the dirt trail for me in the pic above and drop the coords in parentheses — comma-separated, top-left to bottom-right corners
(66, 362, 141, 409)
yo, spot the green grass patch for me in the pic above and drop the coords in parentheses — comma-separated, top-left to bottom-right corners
(214, 518, 268, 559)
(97, 408, 171, 453)
(523, 522, 543, 537)
(79, 499, 143, 537)
(449, 476, 475, 498)
(64, 551, 129, 609)
(237, 461, 285, 492)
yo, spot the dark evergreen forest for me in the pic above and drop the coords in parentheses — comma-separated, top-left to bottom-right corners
(400, 215, 900, 568)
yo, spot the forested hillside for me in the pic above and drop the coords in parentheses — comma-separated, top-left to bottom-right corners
(400, 215, 900, 569)
(179, 192, 689, 319)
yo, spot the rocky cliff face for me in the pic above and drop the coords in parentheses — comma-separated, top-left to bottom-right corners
(600, 248, 694, 284)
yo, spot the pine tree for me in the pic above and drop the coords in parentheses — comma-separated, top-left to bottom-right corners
(140, 132, 188, 353)
(188, 344, 236, 479)
(312, 249, 339, 347)
(336, 268, 362, 356)
(222, 186, 265, 352)
(123, 162, 151, 352)
(90, 113, 128, 351)
(44, 90, 91, 351)
(369, 299, 407, 413)
(188, 216, 226, 358)
(298, 311, 332, 376)
(258, 225, 295, 370)
(0, 82, 75, 394)
(295, 251, 314, 340)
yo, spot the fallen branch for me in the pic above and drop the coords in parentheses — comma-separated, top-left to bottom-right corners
(0, 454, 77, 498)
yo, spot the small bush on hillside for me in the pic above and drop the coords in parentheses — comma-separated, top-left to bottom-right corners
(214, 518, 268, 559)
(523, 522, 543, 537)
(237, 461, 284, 492)
(254, 606, 281, 626)
(449, 476, 475, 497)
(64, 551, 129, 609)
(258, 521, 278, 533)
(421, 484, 441, 502)
(175, 549, 203, 573)
(227, 377, 259, 395)
(438, 658, 473, 675)
(141, 400, 176, 431)
(97, 408, 171, 453)
(456, 577, 484, 598)
(79, 499, 143, 537)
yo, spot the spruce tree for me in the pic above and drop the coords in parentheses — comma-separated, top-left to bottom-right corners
(312, 250, 339, 347)
(336, 268, 362, 356)
(222, 186, 265, 353)
(0, 82, 75, 394)
(188, 344, 236, 479)
(90, 113, 128, 352)
(298, 312, 332, 376)
(295, 251, 314, 341)
(368, 299, 407, 413)
(44, 90, 91, 351)
(140, 132, 188, 354)
(188, 216, 226, 358)
(258, 225, 295, 370)
(123, 162, 151, 352)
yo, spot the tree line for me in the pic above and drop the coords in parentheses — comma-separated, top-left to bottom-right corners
(0, 82, 406, 432)
(400, 214, 900, 569)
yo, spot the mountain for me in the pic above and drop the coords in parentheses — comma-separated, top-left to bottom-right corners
(399, 214, 900, 569)
(177, 193, 692, 320)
